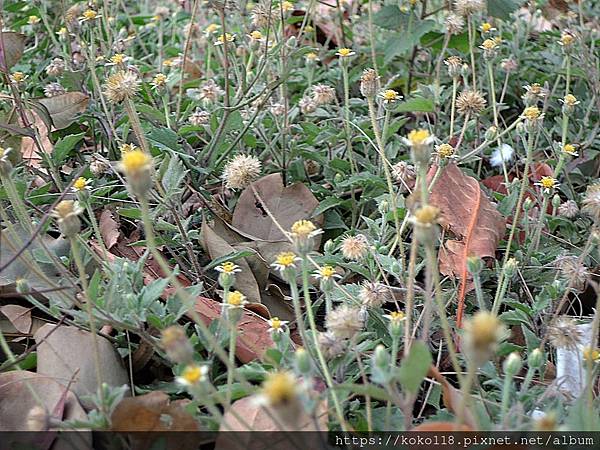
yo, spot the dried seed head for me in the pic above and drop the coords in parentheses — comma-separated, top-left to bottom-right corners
(161, 325, 194, 364)
(555, 255, 588, 291)
(222, 154, 261, 190)
(445, 13, 465, 34)
(582, 183, 600, 223)
(189, 109, 210, 126)
(251, 1, 278, 27)
(558, 200, 579, 218)
(103, 70, 140, 103)
(198, 79, 224, 104)
(456, 90, 487, 115)
(43, 82, 66, 97)
(444, 56, 463, 78)
(454, 0, 485, 16)
(90, 154, 110, 176)
(547, 317, 583, 350)
(318, 331, 348, 359)
(340, 234, 369, 260)
(500, 58, 518, 72)
(391, 161, 416, 193)
(45, 58, 66, 77)
(311, 84, 336, 105)
(298, 97, 317, 114)
(325, 305, 364, 339)
(360, 68, 380, 98)
(413, 205, 439, 226)
(360, 281, 390, 308)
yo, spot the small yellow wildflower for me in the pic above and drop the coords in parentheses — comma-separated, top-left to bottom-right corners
(249, 30, 263, 40)
(291, 219, 318, 238)
(151, 73, 168, 89)
(563, 143, 578, 156)
(28, 16, 41, 25)
(316, 265, 337, 280)
(281, 1, 294, 12)
(522, 106, 541, 120)
(583, 347, 600, 363)
(480, 38, 498, 50)
(480, 22, 494, 33)
(215, 261, 241, 274)
(436, 143, 455, 159)
(109, 53, 127, 65)
(9, 71, 26, 83)
(226, 290, 247, 308)
(413, 205, 440, 225)
(267, 317, 289, 333)
(81, 9, 98, 21)
(561, 94, 579, 107)
(177, 364, 208, 386)
(383, 311, 406, 325)
(205, 24, 219, 35)
(336, 48, 356, 58)
(273, 251, 298, 270)
(260, 371, 298, 406)
(405, 129, 433, 147)
(120, 149, 153, 176)
(72, 177, 91, 192)
(536, 176, 558, 194)
(379, 89, 401, 104)
(215, 33, 235, 45)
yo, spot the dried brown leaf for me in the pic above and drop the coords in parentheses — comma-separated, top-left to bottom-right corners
(99, 209, 120, 249)
(34, 92, 89, 130)
(232, 173, 323, 246)
(0, 32, 26, 69)
(0, 304, 32, 334)
(428, 164, 505, 326)
(428, 365, 478, 430)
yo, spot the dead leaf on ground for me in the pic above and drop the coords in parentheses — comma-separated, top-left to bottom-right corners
(33, 92, 90, 130)
(232, 173, 323, 248)
(0, 370, 87, 431)
(412, 421, 473, 431)
(34, 324, 129, 410)
(0, 304, 32, 334)
(0, 32, 26, 68)
(111, 391, 199, 450)
(428, 365, 478, 430)
(20, 110, 53, 168)
(428, 164, 505, 327)
(99, 209, 120, 250)
(202, 220, 262, 303)
(216, 395, 327, 450)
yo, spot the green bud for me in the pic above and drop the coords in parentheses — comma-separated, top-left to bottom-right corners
(374, 344, 389, 370)
(503, 352, 522, 376)
(467, 256, 483, 275)
(523, 197, 533, 211)
(16, 278, 30, 294)
(295, 348, 311, 375)
(323, 239, 335, 254)
(505, 258, 518, 277)
(552, 194, 561, 211)
(485, 126, 498, 141)
(528, 348, 544, 369)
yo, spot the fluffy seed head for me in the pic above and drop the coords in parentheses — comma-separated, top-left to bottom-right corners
(582, 183, 600, 222)
(44, 82, 66, 97)
(318, 331, 348, 359)
(360, 281, 390, 308)
(558, 200, 579, 218)
(103, 70, 140, 103)
(555, 255, 588, 291)
(547, 317, 583, 350)
(391, 161, 416, 193)
(445, 13, 464, 34)
(45, 58, 66, 76)
(340, 234, 369, 260)
(360, 68, 380, 98)
(326, 305, 364, 339)
(454, 0, 485, 16)
(456, 90, 487, 115)
(189, 109, 210, 126)
(222, 154, 261, 189)
(311, 84, 336, 105)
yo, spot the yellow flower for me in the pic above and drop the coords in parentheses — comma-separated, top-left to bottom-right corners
(561, 94, 579, 107)
(120, 143, 140, 154)
(291, 219, 317, 237)
(281, 1, 294, 12)
(336, 47, 356, 58)
(318, 265, 336, 279)
(583, 347, 600, 363)
(304, 25, 314, 33)
(10, 71, 26, 83)
(120, 149, 153, 176)
(481, 38, 497, 50)
(480, 22, 494, 33)
(436, 143, 455, 159)
(215, 33, 235, 45)
(559, 31, 575, 47)
(151, 73, 168, 89)
(536, 176, 558, 193)
(110, 53, 127, 65)
(81, 9, 98, 21)
(57, 27, 68, 38)
(413, 205, 439, 225)
(379, 89, 401, 104)
(267, 317, 289, 333)
(261, 371, 298, 406)
(562, 143, 578, 156)
(226, 290, 247, 308)
(383, 311, 406, 325)
(205, 24, 219, 34)
(177, 364, 208, 386)
(249, 30, 263, 40)
(72, 177, 91, 192)
(522, 106, 541, 120)
(406, 129, 432, 146)
(28, 16, 41, 25)
(216, 261, 240, 274)
(274, 251, 298, 268)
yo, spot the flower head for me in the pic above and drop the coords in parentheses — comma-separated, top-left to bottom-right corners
(215, 33, 235, 46)
(445, 13, 464, 35)
(151, 73, 168, 90)
(313, 265, 339, 281)
(10, 71, 26, 84)
(379, 89, 402, 105)
(560, 94, 579, 114)
(464, 311, 506, 363)
(547, 317, 583, 350)
(119, 148, 154, 197)
(248, 30, 264, 41)
(226, 290, 248, 309)
(44, 82, 66, 97)
(103, 71, 140, 103)
(267, 317, 289, 333)
(28, 15, 41, 25)
(71, 177, 91, 192)
(336, 48, 356, 58)
(535, 176, 559, 194)
(46, 58, 66, 77)
(558, 200, 579, 218)
(161, 325, 193, 364)
(444, 56, 463, 78)
(340, 234, 369, 260)
(583, 183, 600, 222)
(562, 143, 578, 157)
(480, 22, 495, 33)
(311, 84, 336, 105)
(360, 68, 380, 98)
(454, 0, 485, 16)
(205, 24, 219, 35)
(583, 347, 600, 363)
(189, 109, 210, 126)
(177, 364, 209, 386)
(391, 161, 416, 193)
(80, 9, 99, 22)
(456, 90, 486, 115)
(360, 281, 390, 308)
(52, 200, 84, 237)
(216, 262, 241, 274)
(222, 154, 261, 189)
(271, 251, 300, 274)
(383, 311, 406, 325)
(435, 143, 456, 159)
(326, 305, 364, 339)
(260, 371, 299, 406)
(479, 38, 499, 57)
(558, 30, 576, 48)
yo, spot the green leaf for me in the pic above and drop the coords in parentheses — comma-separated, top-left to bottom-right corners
(373, 5, 404, 29)
(116, 207, 142, 219)
(383, 20, 436, 63)
(312, 197, 345, 216)
(52, 132, 85, 165)
(398, 341, 432, 394)
(161, 154, 188, 197)
(487, 0, 523, 20)
(204, 249, 257, 270)
(394, 96, 434, 113)
(148, 127, 180, 152)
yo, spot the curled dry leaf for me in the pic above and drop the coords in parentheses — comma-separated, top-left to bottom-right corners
(0, 31, 26, 69)
(428, 164, 505, 327)
(99, 209, 120, 250)
(34, 92, 90, 130)
(0, 304, 32, 334)
(34, 324, 129, 410)
(20, 110, 53, 168)
(232, 173, 323, 247)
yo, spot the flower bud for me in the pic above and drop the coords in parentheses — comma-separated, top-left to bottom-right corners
(360, 68, 380, 99)
(485, 126, 497, 141)
(528, 348, 544, 369)
(294, 348, 311, 375)
(503, 352, 522, 376)
(552, 194, 561, 212)
(52, 200, 83, 238)
(161, 325, 194, 364)
(467, 256, 483, 275)
(505, 258, 518, 278)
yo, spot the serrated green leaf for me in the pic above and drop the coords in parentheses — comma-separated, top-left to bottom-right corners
(52, 132, 85, 165)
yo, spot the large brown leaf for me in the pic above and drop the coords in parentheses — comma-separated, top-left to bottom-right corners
(0, 32, 26, 69)
(111, 391, 199, 450)
(429, 164, 505, 327)
(232, 173, 323, 246)
(428, 365, 477, 430)
(33, 92, 89, 130)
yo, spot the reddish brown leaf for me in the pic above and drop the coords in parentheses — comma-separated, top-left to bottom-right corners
(111, 391, 199, 450)
(411, 421, 472, 431)
(429, 164, 505, 327)
(99, 209, 120, 250)
(428, 365, 478, 430)
(0, 304, 32, 334)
